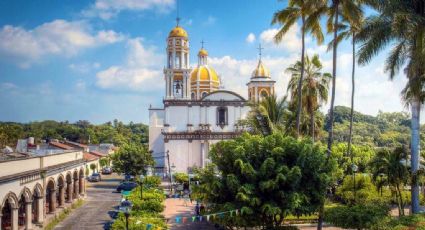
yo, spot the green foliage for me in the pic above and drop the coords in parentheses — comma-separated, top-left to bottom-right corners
(143, 176, 161, 188)
(370, 214, 425, 230)
(111, 142, 154, 177)
(112, 177, 166, 230)
(193, 132, 336, 228)
(336, 174, 385, 205)
(99, 157, 110, 167)
(173, 172, 189, 184)
(0, 120, 148, 148)
(324, 204, 389, 229)
(331, 143, 375, 176)
(90, 163, 97, 172)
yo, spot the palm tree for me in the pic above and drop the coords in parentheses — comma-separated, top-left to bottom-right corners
(369, 147, 410, 216)
(248, 95, 289, 135)
(286, 54, 331, 142)
(328, 6, 364, 160)
(272, 0, 324, 138)
(356, 0, 425, 214)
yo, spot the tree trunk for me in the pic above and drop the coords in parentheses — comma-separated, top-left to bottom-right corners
(311, 109, 315, 142)
(411, 98, 421, 214)
(347, 34, 355, 158)
(320, 2, 339, 230)
(296, 16, 306, 138)
(326, 1, 339, 158)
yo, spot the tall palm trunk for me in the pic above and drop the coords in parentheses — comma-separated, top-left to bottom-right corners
(348, 34, 355, 159)
(310, 108, 315, 142)
(296, 16, 306, 137)
(411, 98, 421, 213)
(320, 3, 339, 230)
(326, 1, 339, 158)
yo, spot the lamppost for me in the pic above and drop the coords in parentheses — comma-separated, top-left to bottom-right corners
(121, 199, 132, 230)
(170, 164, 176, 195)
(139, 174, 145, 200)
(351, 163, 358, 203)
(379, 173, 385, 196)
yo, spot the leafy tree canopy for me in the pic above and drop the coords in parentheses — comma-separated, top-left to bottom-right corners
(111, 142, 154, 177)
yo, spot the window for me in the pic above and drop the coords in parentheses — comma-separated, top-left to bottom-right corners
(201, 92, 208, 98)
(191, 92, 195, 100)
(217, 107, 228, 128)
(261, 90, 268, 98)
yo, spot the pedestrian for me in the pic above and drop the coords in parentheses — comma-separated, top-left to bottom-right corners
(195, 202, 200, 216)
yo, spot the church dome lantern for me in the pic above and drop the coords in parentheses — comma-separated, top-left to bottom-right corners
(252, 60, 270, 78)
(168, 26, 188, 39)
(190, 44, 220, 99)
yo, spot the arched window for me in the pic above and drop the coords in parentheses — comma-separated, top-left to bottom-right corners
(201, 92, 208, 98)
(191, 92, 195, 100)
(261, 90, 268, 98)
(216, 107, 228, 128)
(168, 52, 172, 68)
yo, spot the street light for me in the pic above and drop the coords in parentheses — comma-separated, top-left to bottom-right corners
(139, 174, 145, 200)
(351, 163, 358, 202)
(121, 199, 132, 230)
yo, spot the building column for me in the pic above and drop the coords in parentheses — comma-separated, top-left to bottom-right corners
(201, 141, 205, 168)
(25, 201, 32, 230)
(59, 186, 65, 207)
(254, 87, 258, 102)
(11, 207, 18, 230)
(67, 183, 73, 203)
(73, 179, 79, 199)
(49, 189, 56, 213)
(79, 177, 85, 196)
(36, 197, 44, 223)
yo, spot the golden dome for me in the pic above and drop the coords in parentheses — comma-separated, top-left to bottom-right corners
(198, 48, 208, 56)
(168, 26, 188, 38)
(252, 60, 270, 78)
(190, 66, 220, 82)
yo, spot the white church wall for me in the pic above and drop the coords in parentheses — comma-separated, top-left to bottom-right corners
(202, 91, 243, 101)
(165, 140, 202, 173)
(166, 106, 188, 131)
(149, 109, 165, 168)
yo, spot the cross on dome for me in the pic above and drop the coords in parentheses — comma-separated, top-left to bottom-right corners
(201, 40, 205, 48)
(257, 43, 264, 60)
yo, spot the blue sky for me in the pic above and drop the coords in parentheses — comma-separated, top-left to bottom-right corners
(0, 0, 411, 124)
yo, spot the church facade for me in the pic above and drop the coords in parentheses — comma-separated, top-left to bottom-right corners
(149, 23, 275, 174)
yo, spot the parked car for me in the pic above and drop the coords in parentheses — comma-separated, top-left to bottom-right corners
(102, 167, 112, 175)
(88, 173, 101, 182)
(124, 174, 135, 181)
(116, 181, 138, 192)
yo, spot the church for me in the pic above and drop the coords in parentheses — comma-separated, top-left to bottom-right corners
(149, 22, 275, 174)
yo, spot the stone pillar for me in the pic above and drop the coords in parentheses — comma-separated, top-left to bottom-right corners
(59, 186, 65, 207)
(36, 197, 44, 223)
(25, 201, 32, 230)
(67, 183, 73, 202)
(11, 207, 18, 230)
(49, 189, 56, 213)
(79, 178, 84, 195)
(73, 179, 79, 199)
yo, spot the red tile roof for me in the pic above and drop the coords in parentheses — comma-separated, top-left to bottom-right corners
(89, 151, 107, 157)
(49, 141, 74, 150)
(83, 152, 99, 161)
(65, 140, 88, 148)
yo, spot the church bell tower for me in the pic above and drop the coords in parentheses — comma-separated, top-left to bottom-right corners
(164, 19, 191, 100)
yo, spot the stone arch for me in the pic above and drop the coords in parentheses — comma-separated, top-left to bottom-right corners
(32, 183, 43, 224)
(1, 192, 19, 209)
(18, 187, 32, 203)
(1, 192, 19, 230)
(33, 183, 43, 198)
(45, 179, 56, 213)
(65, 172, 73, 202)
(260, 89, 269, 98)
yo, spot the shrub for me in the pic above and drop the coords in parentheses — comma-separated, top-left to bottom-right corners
(336, 173, 388, 205)
(173, 172, 189, 184)
(132, 199, 164, 213)
(324, 203, 389, 229)
(143, 176, 161, 188)
(112, 212, 167, 230)
(370, 214, 425, 230)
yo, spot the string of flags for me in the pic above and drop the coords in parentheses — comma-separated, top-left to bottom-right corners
(134, 209, 241, 230)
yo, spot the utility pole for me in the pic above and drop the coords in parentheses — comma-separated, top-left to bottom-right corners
(167, 150, 172, 194)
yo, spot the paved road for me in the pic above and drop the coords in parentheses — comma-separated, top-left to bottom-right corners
(55, 173, 122, 230)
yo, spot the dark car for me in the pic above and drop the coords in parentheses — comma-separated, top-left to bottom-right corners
(102, 167, 112, 175)
(116, 182, 138, 192)
(88, 173, 101, 182)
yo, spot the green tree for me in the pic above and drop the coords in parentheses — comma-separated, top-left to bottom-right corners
(111, 142, 154, 177)
(193, 133, 335, 229)
(249, 95, 289, 135)
(369, 147, 410, 216)
(272, 0, 324, 137)
(99, 157, 110, 168)
(90, 163, 97, 173)
(286, 54, 331, 142)
(357, 0, 425, 213)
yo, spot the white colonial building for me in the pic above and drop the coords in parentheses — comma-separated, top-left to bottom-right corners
(149, 22, 275, 174)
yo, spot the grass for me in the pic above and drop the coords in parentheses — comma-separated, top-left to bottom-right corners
(43, 199, 85, 230)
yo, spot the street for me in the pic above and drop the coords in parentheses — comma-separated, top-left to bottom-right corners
(54, 173, 122, 230)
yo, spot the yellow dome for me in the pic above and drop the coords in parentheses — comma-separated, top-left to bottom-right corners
(191, 66, 220, 82)
(198, 48, 208, 56)
(252, 60, 270, 78)
(168, 26, 188, 38)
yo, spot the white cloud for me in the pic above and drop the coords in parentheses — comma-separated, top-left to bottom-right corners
(95, 38, 163, 91)
(75, 80, 87, 91)
(202, 16, 216, 26)
(260, 24, 301, 52)
(246, 33, 256, 43)
(0, 82, 17, 90)
(82, 0, 175, 20)
(0, 20, 124, 68)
